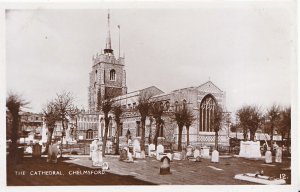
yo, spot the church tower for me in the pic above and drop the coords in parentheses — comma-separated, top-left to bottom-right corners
(88, 11, 127, 112)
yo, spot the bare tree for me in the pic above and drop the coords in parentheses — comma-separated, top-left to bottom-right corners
(211, 105, 223, 150)
(54, 91, 76, 157)
(267, 104, 281, 144)
(236, 105, 262, 141)
(112, 104, 122, 155)
(278, 106, 291, 152)
(150, 101, 164, 148)
(6, 92, 29, 162)
(173, 104, 192, 151)
(42, 101, 59, 154)
(184, 106, 195, 146)
(137, 90, 153, 151)
(101, 99, 113, 157)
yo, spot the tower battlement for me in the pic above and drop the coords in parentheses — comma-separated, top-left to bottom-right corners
(93, 53, 124, 66)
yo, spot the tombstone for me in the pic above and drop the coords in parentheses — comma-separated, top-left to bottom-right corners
(47, 144, 59, 163)
(140, 150, 146, 159)
(173, 152, 182, 160)
(92, 141, 103, 167)
(201, 146, 210, 158)
(194, 149, 201, 159)
(275, 147, 282, 163)
(32, 143, 42, 158)
(128, 152, 134, 162)
(239, 141, 261, 158)
(186, 145, 194, 157)
(160, 156, 171, 175)
(132, 139, 141, 158)
(90, 140, 98, 160)
(148, 144, 156, 157)
(25, 146, 33, 154)
(156, 144, 165, 160)
(119, 148, 128, 161)
(265, 147, 272, 164)
(181, 149, 187, 160)
(211, 150, 219, 163)
(195, 156, 202, 162)
(106, 140, 113, 154)
(102, 162, 109, 170)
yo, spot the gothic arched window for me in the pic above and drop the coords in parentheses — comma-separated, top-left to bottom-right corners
(86, 129, 93, 140)
(110, 69, 116, 81)
(199, 95, 217, 132)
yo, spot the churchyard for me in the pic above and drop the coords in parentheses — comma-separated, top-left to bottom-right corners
(9, 138, 291, 185)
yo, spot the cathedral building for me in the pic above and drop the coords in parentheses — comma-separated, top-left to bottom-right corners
(73, 12, 231, 148)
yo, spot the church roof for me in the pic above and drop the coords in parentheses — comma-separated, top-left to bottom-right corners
(197, 81, 223, 93)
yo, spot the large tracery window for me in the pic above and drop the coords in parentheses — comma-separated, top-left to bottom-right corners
(199, 95, 217, 132)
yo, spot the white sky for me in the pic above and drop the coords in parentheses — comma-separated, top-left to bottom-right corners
(5, 2, 295, 114)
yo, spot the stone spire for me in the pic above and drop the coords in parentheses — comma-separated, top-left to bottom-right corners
(104, 10, 113, 55)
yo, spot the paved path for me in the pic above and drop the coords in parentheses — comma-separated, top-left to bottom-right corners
(64, 155, 291, 185)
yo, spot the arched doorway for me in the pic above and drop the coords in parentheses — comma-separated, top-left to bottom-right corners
(199, 94, 217, 132)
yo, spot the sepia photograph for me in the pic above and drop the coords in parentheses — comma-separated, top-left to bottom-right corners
(1, 1, 298, 192)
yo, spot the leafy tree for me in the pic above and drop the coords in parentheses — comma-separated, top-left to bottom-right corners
(112, 104, 122, 155)
(236, 105, 262, 141)
(211, 105, 223, 150)
(42, 101, 59, 153)
(266, 104, 281, 144)
(6, 92, 29, 162)
(137, 90, 153, 151)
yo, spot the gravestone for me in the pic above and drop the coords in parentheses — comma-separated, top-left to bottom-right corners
(32, 143, 42, 158)
(140, 150, 146, 159)
(173, 152, 182, 160)
(119, 148, 128, 161)
(239, 141, 261, 158)
(25, 146, 32, 154)
(201, 146, 210, 158)
(181, 149, 187, 160)
(47, 144, 59, 163)
(128, 152, 134, 162)
(194, 149, 201, 158)
(90, 140, 98, 160)
(160, 156, 171, 175)
(156, 144, 164, 160)
(106, 141, 113, 154)
(265, 147, 272, 164)
(132, 139, 141, 158)
(211, 150, 219, 163)
(92, 141, 103, 167)
(186, 145, 194, 157)
(148, 144, 156, 157)
(275, 147, 282, 163)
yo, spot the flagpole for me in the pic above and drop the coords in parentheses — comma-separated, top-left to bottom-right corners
(118, 25, 120, 59)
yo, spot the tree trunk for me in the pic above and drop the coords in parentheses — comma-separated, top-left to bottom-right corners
(270, 124, 274, 146)
(178, 126, 183, 151)
(215, 131, 219, 151)
(140, 117, 146, 151)
(186, 126, 190, 146)
(60, 118, 65, 157)
(250, 131, 255, 141)
(45, 127, 54, 154)
(10, 113, 19, 163)
(153, 120, 160, 149)
(102, 116, 109, 157)
(115, 122, 120, 155)
(148, 119, 152, 144)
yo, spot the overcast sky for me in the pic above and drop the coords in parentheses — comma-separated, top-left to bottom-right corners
(6, 2, 295, 115)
